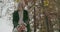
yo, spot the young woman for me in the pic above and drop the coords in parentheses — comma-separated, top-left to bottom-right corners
(13, 0, 30, 32)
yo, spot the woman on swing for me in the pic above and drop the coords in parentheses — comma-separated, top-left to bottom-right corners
(13, 0, 30, 32)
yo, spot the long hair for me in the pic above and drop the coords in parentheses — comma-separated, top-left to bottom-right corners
(17, 2, 23, 11)
(17, 0, 26, 11)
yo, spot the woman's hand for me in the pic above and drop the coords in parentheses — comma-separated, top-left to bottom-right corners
(17, 25, 26, 32)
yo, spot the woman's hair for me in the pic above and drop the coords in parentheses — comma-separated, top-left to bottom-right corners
(17, 1, 23, 11)
(17, 0, 28, 11)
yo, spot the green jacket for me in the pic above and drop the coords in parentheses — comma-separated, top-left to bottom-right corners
(13, 10, 19, 28)
(13, 10, 30, 32)
(13, 10, 29, 28)
(23, 10, 29, 23)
